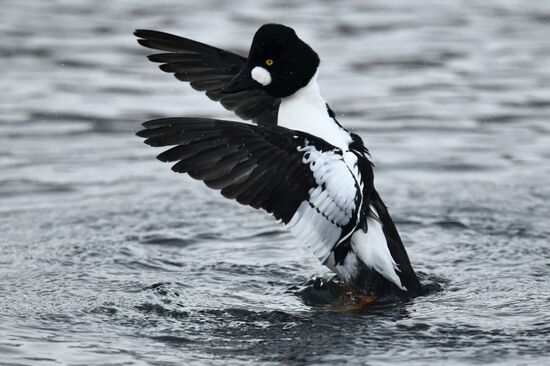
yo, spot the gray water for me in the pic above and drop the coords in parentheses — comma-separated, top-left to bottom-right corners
(1, 0, 550, 365)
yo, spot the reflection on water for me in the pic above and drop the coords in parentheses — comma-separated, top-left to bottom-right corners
(1, 0, 550, 364)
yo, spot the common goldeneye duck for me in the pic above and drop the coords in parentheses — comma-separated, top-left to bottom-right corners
(134, 23, 423, 304)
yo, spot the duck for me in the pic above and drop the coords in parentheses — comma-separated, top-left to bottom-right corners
(134, 23, 423, 304)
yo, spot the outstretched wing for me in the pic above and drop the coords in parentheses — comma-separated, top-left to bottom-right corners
(134, 30, 280, 126)
(137, 117, 364, 262)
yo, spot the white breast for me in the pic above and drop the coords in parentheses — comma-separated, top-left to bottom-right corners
(277, 72, 351, 150)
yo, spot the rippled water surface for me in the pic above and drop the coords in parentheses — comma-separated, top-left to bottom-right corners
(2, 0, 550, 365)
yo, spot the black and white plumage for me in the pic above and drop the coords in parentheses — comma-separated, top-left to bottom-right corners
(135, 29, 279, 126)
(138, 118, 364, 264)
(135, 24, 423, 298)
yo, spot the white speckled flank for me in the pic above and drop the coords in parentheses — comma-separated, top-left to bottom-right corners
(351, 206, 405, 290)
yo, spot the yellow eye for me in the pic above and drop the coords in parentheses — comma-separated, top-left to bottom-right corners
(265, 59, 274, 66)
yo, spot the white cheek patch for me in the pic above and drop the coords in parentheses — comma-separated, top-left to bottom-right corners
(251, 66, 272, 86)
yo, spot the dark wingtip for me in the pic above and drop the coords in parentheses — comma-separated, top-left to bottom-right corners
(136, 119, 170, 138)
(134, 29, 155, 38)
(157, 149, 177, 163)
(144, 138, 159, 146)
(135, 128, 150, 138)
(158, 63, 173, 72)
(136, 39, 152, 48)
(142, 119, 171, 128)
(147, 54, 163, 62)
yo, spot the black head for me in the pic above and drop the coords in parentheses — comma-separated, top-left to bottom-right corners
(221, 24, 320, 98)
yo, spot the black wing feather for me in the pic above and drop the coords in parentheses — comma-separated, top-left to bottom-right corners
(137, 117, 320, 223)
(134, 30, 280, 126)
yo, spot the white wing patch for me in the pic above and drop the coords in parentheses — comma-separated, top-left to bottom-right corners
(351, 205, 406, 291)
(287, 201, 342, 262)
(286, 141, 361, 262)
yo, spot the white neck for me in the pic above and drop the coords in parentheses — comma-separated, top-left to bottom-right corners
(277, 72, 351, 150)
